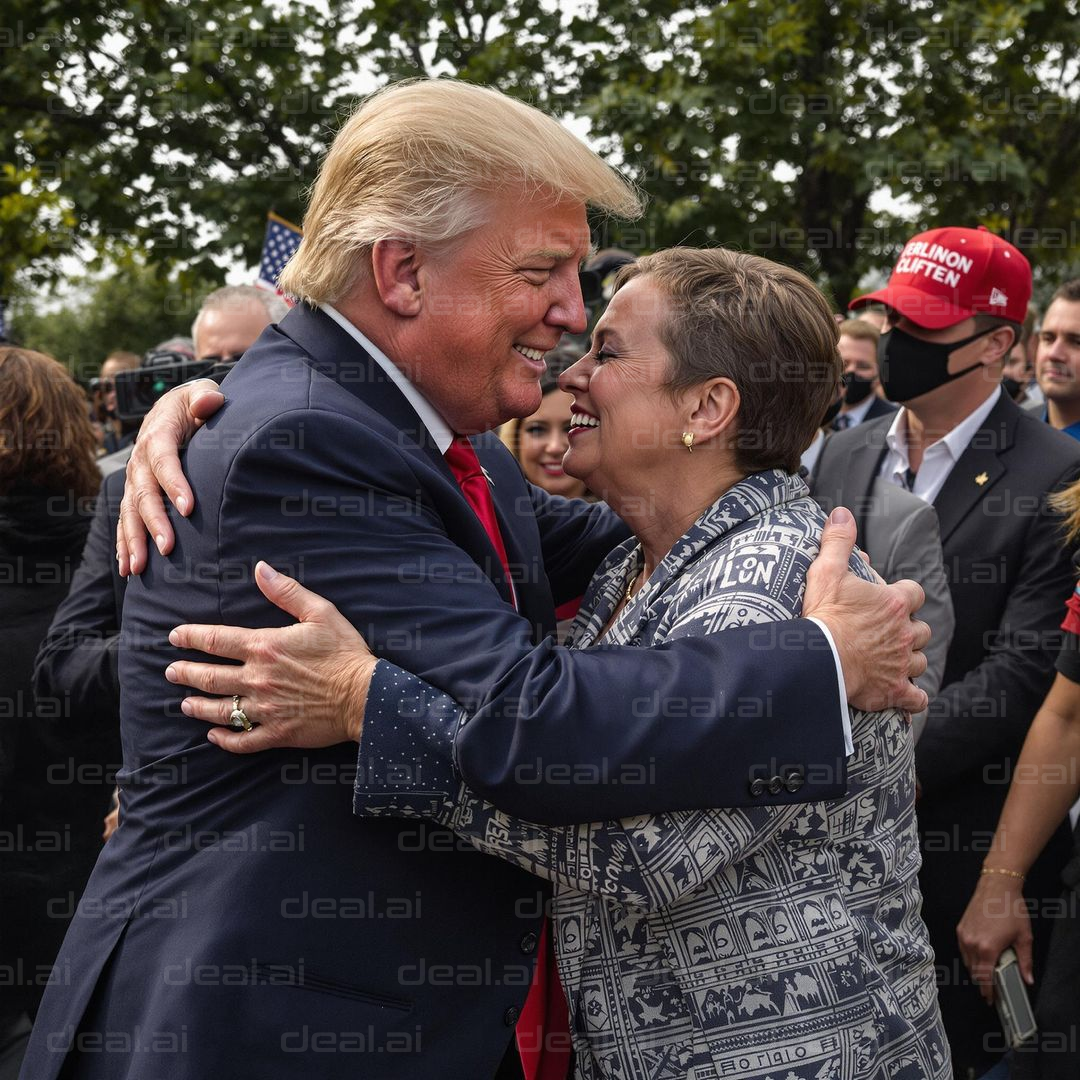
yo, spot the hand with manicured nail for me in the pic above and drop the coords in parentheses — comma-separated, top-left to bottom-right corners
(166, 561, 377, 753)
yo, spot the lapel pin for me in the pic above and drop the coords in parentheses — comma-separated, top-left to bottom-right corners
(481, 466, 495, 487)
(975, 472, 989, 486)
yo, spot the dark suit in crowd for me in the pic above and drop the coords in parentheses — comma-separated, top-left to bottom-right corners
(0, 485, 118, 1076)
(21, 305, 852, 1079)
(831, 395, 899, 432)
(814, 391, 1080, 1076)
(35, 470, 127, 722)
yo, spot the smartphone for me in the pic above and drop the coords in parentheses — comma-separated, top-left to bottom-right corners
(993, 947, 1037, 1049)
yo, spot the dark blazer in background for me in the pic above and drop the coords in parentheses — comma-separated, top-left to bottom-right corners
(34, 468, 127, 720)
(832, 395, 898, 431)
(813, 391, 1080, 1075)
(22, 304, 850, 1079)
(863, 395, 900, 423)
(0, 486, 116, 1041)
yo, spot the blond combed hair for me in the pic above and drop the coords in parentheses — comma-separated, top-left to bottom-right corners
(839, 317, 880, 345)
(278, 79, 643, 305)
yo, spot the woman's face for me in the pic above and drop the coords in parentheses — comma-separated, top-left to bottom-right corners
(559, 276, 683, 501)
(517, 389, 587, 499)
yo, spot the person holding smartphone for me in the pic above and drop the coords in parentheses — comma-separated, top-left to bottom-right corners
(958, 509, 1080, 1079)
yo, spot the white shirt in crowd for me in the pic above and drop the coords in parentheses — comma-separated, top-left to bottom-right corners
(880, 386, 1002, 504)
(836, 392, 877, 428)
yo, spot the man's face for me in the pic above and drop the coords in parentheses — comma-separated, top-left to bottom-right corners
(194, 301, 274, 362)
(837, 334, 879, 385)
(1035, 298, 1080, 407)
(881, 311, 999, 404)
(409, 195, 591, 434)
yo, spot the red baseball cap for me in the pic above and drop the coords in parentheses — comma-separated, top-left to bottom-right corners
(849, 226, 1031, 329)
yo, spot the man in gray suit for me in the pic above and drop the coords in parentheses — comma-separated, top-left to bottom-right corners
(813, 474, 953, 742)
(805, 407, 954, 741)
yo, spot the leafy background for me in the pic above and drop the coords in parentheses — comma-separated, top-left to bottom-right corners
(3, 0, 1079, 374)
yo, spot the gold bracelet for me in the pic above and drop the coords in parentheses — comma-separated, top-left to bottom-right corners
(981, 866, 1026, 882)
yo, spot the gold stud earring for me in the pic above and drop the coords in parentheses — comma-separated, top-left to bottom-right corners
(682, 431, 695, 453)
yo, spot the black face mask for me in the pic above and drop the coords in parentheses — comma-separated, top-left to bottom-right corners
(878, 325, 994, 404)
(842, 372, 875, 406)
(1001, 376, 1024, 401)
(820, 396, 843, 427)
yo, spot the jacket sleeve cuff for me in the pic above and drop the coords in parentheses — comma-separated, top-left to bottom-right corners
(805, 617, 855, 757)
(353, 661, 462, 818)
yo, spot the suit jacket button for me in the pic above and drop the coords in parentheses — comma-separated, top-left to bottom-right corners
(784, 770, 805, 793)
(504, 1006, 521, 1027)
(749, 778, 767, 797)
(767, 776, 783, 795)
(520, 932, 538, 956)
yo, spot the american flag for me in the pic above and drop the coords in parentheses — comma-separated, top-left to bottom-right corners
(257, 212, 303, 296)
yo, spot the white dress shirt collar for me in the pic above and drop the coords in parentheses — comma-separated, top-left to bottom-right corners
(840, 392, 876, 427)
(882, 385, 1002, 504)
(321, 303, 455, 453)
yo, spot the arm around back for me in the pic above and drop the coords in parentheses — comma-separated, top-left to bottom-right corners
(200, 404, 852, 827)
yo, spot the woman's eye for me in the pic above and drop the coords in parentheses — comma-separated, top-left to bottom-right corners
(595, 349, 617, 365)
(523, 424, 546, 437)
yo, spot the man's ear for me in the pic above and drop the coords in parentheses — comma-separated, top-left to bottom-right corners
(981, 325, 1018, 366)
(688, 377, 741, 444)
(371, 239, 423, 317)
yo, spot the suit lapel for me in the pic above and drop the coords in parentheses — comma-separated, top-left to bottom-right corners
(277, 303, 445, 468)
(931, 394, 1015, 546)
(279, 305, 527, 611)
(473, 437, 535, 615)
(833, 419, 891, 542)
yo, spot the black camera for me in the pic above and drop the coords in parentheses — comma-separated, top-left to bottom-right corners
(113, 357, 216, 422)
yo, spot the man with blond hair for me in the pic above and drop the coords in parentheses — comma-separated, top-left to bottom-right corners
(26, 80, 928, 1080)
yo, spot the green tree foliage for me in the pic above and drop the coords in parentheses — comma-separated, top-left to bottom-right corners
(575, 0, 1080, 303)
(899, 0, 1080, 279)
(7, 256, 221, 378)
(2, 0, 1079, 312)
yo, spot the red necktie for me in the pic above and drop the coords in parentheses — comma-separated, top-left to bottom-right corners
(444, 436, 517, 608)
(444, 435, 572, 1080)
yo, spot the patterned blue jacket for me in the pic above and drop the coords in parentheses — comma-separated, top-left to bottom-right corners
(355, 469, 950, 1079)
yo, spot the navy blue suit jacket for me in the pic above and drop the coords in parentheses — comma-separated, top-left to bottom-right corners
(23, 305, 846, 1079)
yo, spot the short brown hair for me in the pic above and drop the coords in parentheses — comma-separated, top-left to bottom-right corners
(839, 318, 880, 345)
(0, 347, 101, 498)
(614, 249, 840, 473)
(1050, 279, 1080, 306)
